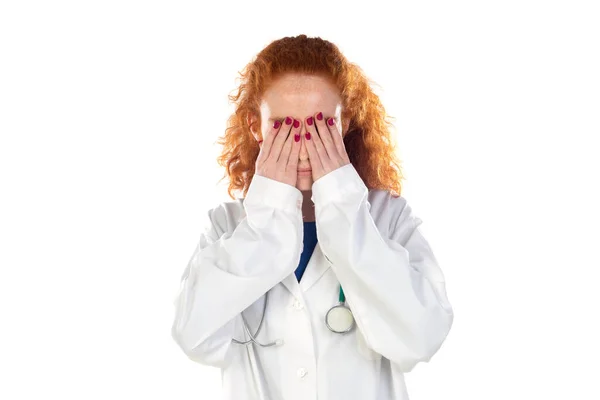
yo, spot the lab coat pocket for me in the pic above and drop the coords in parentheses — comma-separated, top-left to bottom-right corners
(355, 326, 382, 361)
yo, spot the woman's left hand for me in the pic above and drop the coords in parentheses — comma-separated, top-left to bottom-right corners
(303, 112, 351, 182)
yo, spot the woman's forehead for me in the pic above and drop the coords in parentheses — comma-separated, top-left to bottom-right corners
(261, 74, 342, 118)
(266, 73, 337, 94)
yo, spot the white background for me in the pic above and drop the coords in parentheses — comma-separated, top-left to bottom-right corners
(1, 0, 599, 399)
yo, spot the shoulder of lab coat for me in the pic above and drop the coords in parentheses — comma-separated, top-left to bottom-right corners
(311, 163, 454, 372)
(171, 174, 304, 368)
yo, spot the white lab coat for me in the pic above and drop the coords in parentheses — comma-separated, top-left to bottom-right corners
(171, 163, 454, 400)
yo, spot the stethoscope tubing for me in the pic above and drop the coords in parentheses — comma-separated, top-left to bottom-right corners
(232, 290, 282, 347)
(232, 284, 353, 347)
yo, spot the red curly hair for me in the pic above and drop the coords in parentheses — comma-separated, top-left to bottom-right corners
(216, 34, 404, 199)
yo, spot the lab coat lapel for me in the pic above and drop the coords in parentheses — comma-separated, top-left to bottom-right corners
(280, 242, 331, 298)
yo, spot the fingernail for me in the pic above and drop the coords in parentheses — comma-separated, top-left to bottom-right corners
(294, 134, 300, 142)
(327, 117, 335, 126)
(316, 112, 323, 121)
(293, 119, 300, 128)
(285, 116, 292, 125)
(307, 117, 313, 126)
(273, 120, 281, 129)
(305, 132, 311, 140)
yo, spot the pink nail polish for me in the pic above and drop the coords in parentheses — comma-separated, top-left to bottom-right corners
(327, 117, 335, 126)
(316, 112, 323, 121)
(305, 132, 311, 140)
(293, 119, 300, 128)
(294, 134, 300, 142)
(285, 116, 292, 125)
(307, 117, 313, 126)
(273, 120, 281, 129)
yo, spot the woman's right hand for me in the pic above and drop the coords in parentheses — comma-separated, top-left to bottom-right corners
(255, 116, 303, 187)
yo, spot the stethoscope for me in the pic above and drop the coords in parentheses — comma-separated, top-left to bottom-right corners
(231, 284, 355, 347)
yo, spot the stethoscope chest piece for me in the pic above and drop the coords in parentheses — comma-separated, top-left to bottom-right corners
(325, 302, 355, 334)
(325, 284, 355, 334)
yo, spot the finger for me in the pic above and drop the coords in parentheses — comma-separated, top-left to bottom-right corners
(269, 116, 294, 163)
(277, 118, 300, 165)
(258, 119, 282, 164)
(326, 116, 350, 163)
(316, 114, 341, 162)
(286, 121, 302, 172)
(310, 113, 333, 170)
(303, 128, 324, 176)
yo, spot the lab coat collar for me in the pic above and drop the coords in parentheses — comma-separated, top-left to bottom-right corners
(280, 241, 331, 298)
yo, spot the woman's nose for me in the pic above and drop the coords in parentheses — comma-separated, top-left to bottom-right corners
(299, 132, 309, 161)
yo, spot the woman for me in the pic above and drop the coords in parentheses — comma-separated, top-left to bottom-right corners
(171, 34, 454, 400)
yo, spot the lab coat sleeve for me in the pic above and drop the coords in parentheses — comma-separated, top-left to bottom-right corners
(311, 163, 454, 373)
(171, 174, 304, 368)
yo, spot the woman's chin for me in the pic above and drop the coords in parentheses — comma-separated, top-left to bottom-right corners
(296, 175, 313, 190)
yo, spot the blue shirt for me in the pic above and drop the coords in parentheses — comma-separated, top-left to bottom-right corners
(296, 221, 317, 281)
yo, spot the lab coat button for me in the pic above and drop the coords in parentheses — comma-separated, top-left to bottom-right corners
(293, 300, 304, 310)
(297, 367, 308, 378)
